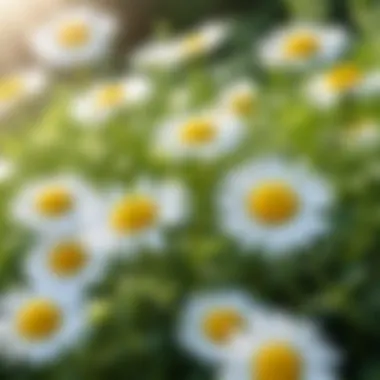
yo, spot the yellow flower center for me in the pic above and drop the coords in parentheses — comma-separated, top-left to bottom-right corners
(180, 119, 217, 146)
(34, 186, 74, 217)
(16, 299, 62, 341)
(283, 33, 320, 59)
(202, 308, 245, 344)
(246, 181, 299, 225)
(182, 33, 207, 56)
(57, 21, 90, 48)
(0, 77, 24, 102)
(96, 84, 125, 108)
(326, 63, 362, 92)
(48, 241, 88, 277)
(253, 342, 302, 380)
(230, 92, 255, 116)
(110, 195, 158, 233)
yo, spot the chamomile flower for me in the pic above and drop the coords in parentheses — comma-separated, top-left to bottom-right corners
(0, 289, 88, 363)
(219, 313, 340, 380)
(218, 158, 333, 254)
(174, 20, 230, 63)
(258, 23, 348, 70)
(218, 80, 258, 118)
(155, 110, 244, 160)
(131, 20, 229, 70)
(0, 157, 15, 183)
(0, 70, 47, 118)
(72, 76, 153, 125)
(24, 233, 109, 297)
(84, 178, 188, 256)
(31, 6, 117, 69)
(306, 63, 380, 108)
(341, 120, 380, 151)
(130, 40, 183, 71)
(12, 175, 98, 235)
(177, 290, 259, 363)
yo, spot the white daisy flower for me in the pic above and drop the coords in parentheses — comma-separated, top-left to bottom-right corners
(0, 289, 89, 364)
(84, 178, 188, 256)
(218, 157, 334, 254)
(72, 76, 153, 126)
(24, 233, 109, 297)
(155, 110, 244, 160)
(219, 313, 341, 380)
(130, 40, 183, 71)
(174, 20, 230, 63)
(0, 70, 47, 119)
(131, 20, 229, 71)
(0, 157, 15, 183)
(218, 80, 258, 118)
(306, 63, 380, 108)
(341, 120, 380, 150)
(12, 175, 99, 235)
(258, 23, 348, 70)
(177, 290, 261, 364)
(31, 6, 117, 69)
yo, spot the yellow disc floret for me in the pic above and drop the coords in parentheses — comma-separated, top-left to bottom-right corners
(35, 186, 74, 217)
(16, 299, 62, 341)
(230, 92, 255, 116)
(202, 308, 245, 344)
(48, 241, 88, 277)
(283, 33, 320, 59)
(326, 63, 362, 92)
(96, 84, 125, 108)
(57, 21, 90, 48)
(180, 119, 217, 146)
(254, 342, 302, 380)
(110, 195, 158, 233)
(0, 76, 24, 102)
(247, 181, 299, 225)
(182, 33, 207, 56)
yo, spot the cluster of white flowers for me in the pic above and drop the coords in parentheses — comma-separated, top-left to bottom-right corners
(4, 174, 188, 363)
(178, 290, 340, 380)
(1, 2, 377, 375)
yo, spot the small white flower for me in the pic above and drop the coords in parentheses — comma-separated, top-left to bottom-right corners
(83, 178, 189, 256)
(306, 63, 380, 108)
(31, 6, 117, 69)
(0, 70, 47, 118)
(131, 20, 229, 71)
(258, 23, 348, 70)
(174, 20, 230, 63)
(218, 157, 333, 255)
(219, 313, 340, 380)
(155, 110, 244, 160)
(341, 120, 380, 150)
(218, 79, 258, 118)
(12, 175, 99, 235)
(72, 76, 153, 126)
(130, 40, 183, 71)
(0, 157, 15, 183)
(0, 289, 89, 364)
(24, 233, 109, 298)
(177, 290, 261, 364)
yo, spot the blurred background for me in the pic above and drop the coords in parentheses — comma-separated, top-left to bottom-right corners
(0, 0, 352, 70)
